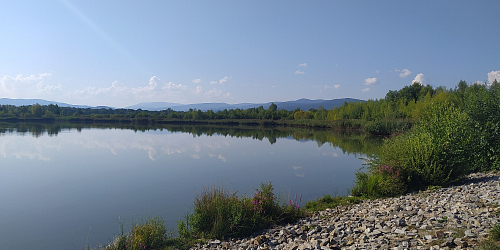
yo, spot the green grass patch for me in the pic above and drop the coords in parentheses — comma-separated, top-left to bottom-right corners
(98, 217, 172, 250)
(475, 239, 500, 250)
(490, 223, 500, 241)
(303, 194, 364, 212)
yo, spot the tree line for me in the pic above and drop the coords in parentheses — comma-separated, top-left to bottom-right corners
(1, 79, 498, 128)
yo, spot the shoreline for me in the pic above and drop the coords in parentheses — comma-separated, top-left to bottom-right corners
(191, 172, 500, 250)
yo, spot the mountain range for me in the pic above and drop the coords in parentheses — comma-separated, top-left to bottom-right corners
(0, 98, 364, 112)
(0, 98, 95, 109)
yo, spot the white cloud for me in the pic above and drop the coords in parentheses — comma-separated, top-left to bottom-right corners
(324, 85, 340, 89)
(161, 81, 188, 91)
(375, 70, 380, 74)
(219, 76, 228, 84)
(218, 155, 227, 162)
(295, 70, 305, 74)
(292, 166, 302, 170)
(2, 72, 234, 107)
(196, 87, 232, 99)
(139, 76, 158, 92)
(362, 88, 370, 92)
(191, 154, 200, 159)
(0, 73, 59, 98)
(209, 81, 217, 84)
(298, 63, 307, 67)
(192, 79, 201, 84)
(66, 76, 192, 106)
(412, 73, 428, 86)
(364, 78, 378, 85)
(204, 88, 221, 97)
(36, 82, 62, 93)
(322, 152, 339, 157)
(396, 69, 412, 78)
(488, 71, 500, 83)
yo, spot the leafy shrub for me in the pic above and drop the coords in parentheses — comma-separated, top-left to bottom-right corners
(354, 102, 477, 198)
(351, 164, 406, 198)
(380, 103, 473, 188)
(462, 83, 500, 172)
(364, 119, 413, 135)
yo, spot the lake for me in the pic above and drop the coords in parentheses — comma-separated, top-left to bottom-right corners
(0, 123, 380, 250)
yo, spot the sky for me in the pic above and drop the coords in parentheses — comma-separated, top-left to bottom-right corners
(1, 0, 499, 108)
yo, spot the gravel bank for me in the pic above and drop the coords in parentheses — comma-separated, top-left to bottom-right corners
(191, 172, 500, 250)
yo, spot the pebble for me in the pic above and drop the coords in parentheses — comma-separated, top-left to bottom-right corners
(190, 172, 500, 250)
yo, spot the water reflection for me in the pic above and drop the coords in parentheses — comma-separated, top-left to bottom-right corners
(0, 122, 381, 157)
(0, 122, 382, 250)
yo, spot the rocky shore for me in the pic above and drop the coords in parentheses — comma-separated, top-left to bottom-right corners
(191, 172, 500, 250)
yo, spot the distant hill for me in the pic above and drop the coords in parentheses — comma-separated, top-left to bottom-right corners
(0, 98, 107, 109)
(125, 102, 182, 111)
(0, 98, 365, 112)
(126, 98, 364, 112)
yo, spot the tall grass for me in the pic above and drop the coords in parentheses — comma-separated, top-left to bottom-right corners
(99, 217, 171, 250)
(188, 182, 306, 239)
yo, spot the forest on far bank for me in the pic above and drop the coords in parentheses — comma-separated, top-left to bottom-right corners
(1, 79, 499, 132)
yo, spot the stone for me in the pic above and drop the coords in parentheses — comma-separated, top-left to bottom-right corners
(394, 229, 406, 235)
(435, 230, 445, 238)
(254, 235, 266, 245)
(209, 240, 221, 245)
(464, 230, 475, 237)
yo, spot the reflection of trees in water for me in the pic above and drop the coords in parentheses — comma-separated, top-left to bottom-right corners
(0, 123, 381, 155)
(0, 123, 82, 138)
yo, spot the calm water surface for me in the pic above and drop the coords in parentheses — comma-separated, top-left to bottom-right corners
(0, 124, 379, 250)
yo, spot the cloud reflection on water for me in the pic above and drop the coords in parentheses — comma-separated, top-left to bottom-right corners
(0, 129, 233, 162)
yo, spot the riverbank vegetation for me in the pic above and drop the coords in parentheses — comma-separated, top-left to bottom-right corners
(352, 80, 500, 199)
(98, 183, 307, 250)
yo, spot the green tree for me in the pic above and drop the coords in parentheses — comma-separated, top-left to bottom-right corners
(268, 103, 277, 112)
(30, 103, 43, 117)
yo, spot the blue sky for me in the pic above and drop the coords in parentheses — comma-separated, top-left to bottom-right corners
(1, 0, 499, 108)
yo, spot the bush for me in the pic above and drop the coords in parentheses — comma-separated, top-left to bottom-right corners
(188, 182, 305, 239)
(388, 103, 473, 187)
(364, 119, 413, 135)
(355, 102, 477, 198)
(351, 164, 406, 198)
(462, 84, 500, 172)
